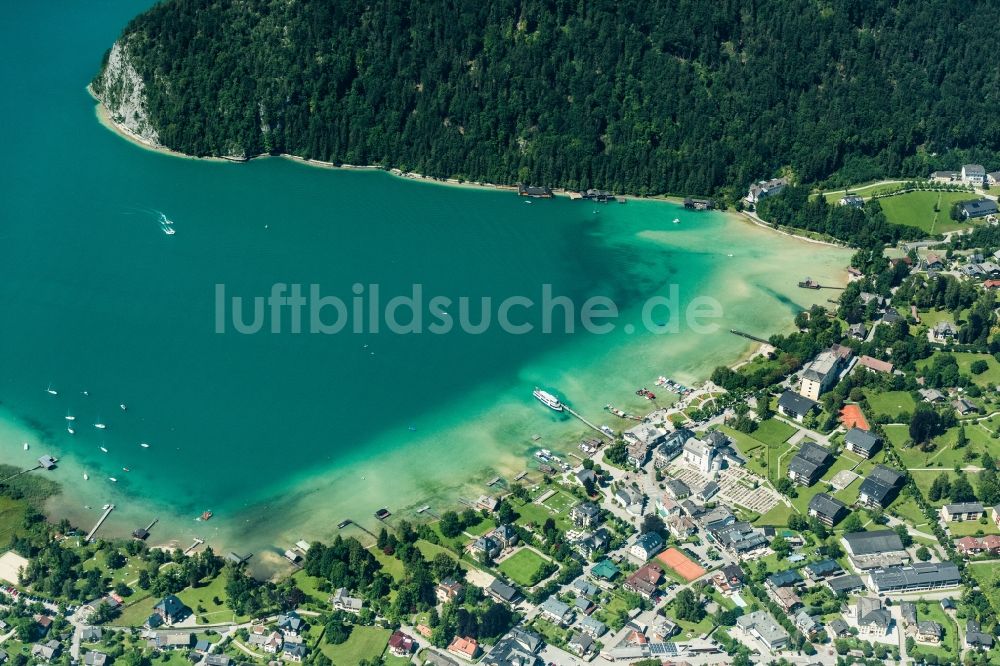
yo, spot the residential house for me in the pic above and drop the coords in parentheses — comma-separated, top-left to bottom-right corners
(624, 563, 662, 599)
(713, 564, 745, 592)
(447, 636, 481, 661)
(276, 611, 305, 637)
(799, 345, 852, 400)
(664, 478, 691, 500)
(967, 620, 995, 649)
(917, 621, 943, 644)
(666, 514, 696, 539)
(940, 501, 984, 522)
(956, 535, 986, 556)
(538, 598, 572, 625)
(567, 632, 594, 657)
(424, 652, 461, 666)
(794, 610, 819, 638)
(953, 398, 979, 416)
(770, 586, 802, 612)
(735, 610, 790, 650)
(151, 633, 194, 651)
(205, 657, 231, 666)
(848, 322, 867, 340)
(656, 496, 681, 518)
(330, 587, 364, 613)
(787, 442, 833, 486)
(804, 559, 842, 580)
(777, 390, 818, 422)
(839, 195, 864, 208)
(931, 170, 960, 182)
(476, 495, 500, 512)
(83, 653, 107, 666)
(487, 579, 519, 604)
(989, 171, 1000, 187)
(962, 164, 987, 186)
(961, 199, 999, 219)
(30, 641, 61, 662)
(591, 559, 620, 581)
(828, 618, 850, 638)
(570, 502, 601, 528)
(925, 253, 944, 270)
(614, 486, 643, 512)
(808, 493, 847, 526)
(859, 355, 894, 375)
(149, 595, 189, 627)
(745, 178, 788, 206)
(491, 524, 518, 549)
(282, 645, 307, 662)
(628, 532, 665, 562)
(573, 578, 600, 599)
(470, 535, 501, 559)
(867, 562, 962, 593)
(579, 616, 607, 638)
(652, 620, 678, 641)
(623, 423, 668, 466)
(574, 468, 597, 489)
(698, 480, 721, 502)
(388, 631, 416, 657)
(843, 428, 880, 459)
(932, 321, 958, 343)
(900, 602, 917, 631)
(482, 629, 542, 666)
(919, 388, 945, 403)
(710, 521, 768, 555)
(858, 465, 904, 509)
(856, 597, 891, 636)
(436, 578, 464, 603)
(573, 528, 610, 559)
(653, 428, 694, 468)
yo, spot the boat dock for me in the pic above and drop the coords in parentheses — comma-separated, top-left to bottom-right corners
(563, 405, 614, 441)
(730, 329, 770, 344)
(514, 471, 528, 481)
(85, 504, 115, 543)
(487, 477, 502, 487)
(183, 538, 205, 555)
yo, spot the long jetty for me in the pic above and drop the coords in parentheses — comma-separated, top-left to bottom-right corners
(86, 504, 115, 542)
(563, 406, 613, 441)
(183, 538, 205, 554)
(730, 329, 770, 344)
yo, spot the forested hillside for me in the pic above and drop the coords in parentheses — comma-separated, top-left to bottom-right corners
(94, 0, 1000, 197)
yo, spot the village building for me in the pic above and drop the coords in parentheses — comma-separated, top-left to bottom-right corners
(567, 632, 594, 657)
(388, 631, 416, 657)
(436, 578, 464, 602)
(628, 532, 664, 562)
(799, 346, 851, 399)
(843, 428, 881, 459)
(735, 610, 790, 650)
(537, 598, 572, 625)
(940, 501, 984, 522)
(855, 597, 891, 636)
(967, 620, 995, 650)
(482, 628, 542, 666)
(842, 530, 909, 570)
(486, 578, 519, 604)
(745, 178, 788, 206)
(787, 442, 833, 486)
(330, 588, 364, 613)
(808, 493, 847, 526)
(652, 428, 693, 468)
(960, 198, 998, 219)
(570, 501, 601, 528)
(856, 355, 893, 374)
(664, 478, 691, 500)
(147, 595, 189, 628)
(867, 562, 962, 594)
(962, 164, 987, 186)
(447, 636, 481, 660)
(857, 465, 904, 508)
(777, 390, 818, 423)
(804, 559, 842, 580)
(624, 563, 662, 599)
(839, 195, 864, 207)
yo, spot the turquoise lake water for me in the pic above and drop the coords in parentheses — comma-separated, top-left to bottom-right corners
(0, 2, 851, 566)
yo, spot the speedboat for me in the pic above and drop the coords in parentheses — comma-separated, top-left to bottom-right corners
(140, 442, 150, 448)
(100, 446, 108, 453)
(22, 443, 28, 451)
(119, 404, 127, 411)
(122, 467, 130, 473)
(532, 388, 564, 411)
(65, 415, 75, 421)
(94, 422, 107, 429)
(82, 473, 89, 481)
(67, 425, 75, 435)
(46, 384, 57, 396)
(108, 477, 117, 483)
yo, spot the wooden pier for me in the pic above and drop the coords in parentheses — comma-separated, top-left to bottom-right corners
(563, 406, 613, 441)
(183, 538, 205, 555)
(85, 504, 115, 543)
(514, 471, 528, 481)
(730, 329, 770, 345)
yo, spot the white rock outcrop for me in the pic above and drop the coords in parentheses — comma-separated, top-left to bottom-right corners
(93, 39, 160, 146)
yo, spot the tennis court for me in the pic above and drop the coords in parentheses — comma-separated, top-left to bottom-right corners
(839, 404, 870, 431)
(656, 547, 706, 582)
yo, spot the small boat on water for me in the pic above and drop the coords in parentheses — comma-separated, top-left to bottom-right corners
(108, 477, 117, 483)
(122, 467, 130, 472)
(65, 415, 75, 421)
(94, 422, 107, 430)
(672, 218, 680, 224)
(100, 446, 108, 453)
(140, 442, 150, 448)
(337, 519, 351, 529)
(533, 388, 564, 412)
(102, 504, 110, 510)
(46, 384, 58, 396)
(119, 404, 127, 411)
(22, 442, 29, 451)
(67, 425, 75, 435)
(82, 473, 89, 481)
(200, 510, 213, 521)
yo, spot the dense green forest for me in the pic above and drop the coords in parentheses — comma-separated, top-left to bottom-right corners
(95, 0, 1000, 197)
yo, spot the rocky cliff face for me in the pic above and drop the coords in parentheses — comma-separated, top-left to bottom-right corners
(92, 39, 160, 147)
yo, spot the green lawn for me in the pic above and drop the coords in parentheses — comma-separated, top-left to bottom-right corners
(291, 570, 330, 603)
(368, 545, 406, 581)
(175, 574, 246, 624)
(947, 519, 999, 537)
(497, 548, 550, 587)
(894, 424, 994, 470)
(319, 626, 391, 664)
(753, 419, 796, 447)
(907, 599, 961, 662)
(969, 561, 1000, 616)
(910, 470, 982, 506)
(114, 594, 157, 627)
(916, 352, 1000, 387)
(878, 190, 978, 233)
(864, 390, 916, 420)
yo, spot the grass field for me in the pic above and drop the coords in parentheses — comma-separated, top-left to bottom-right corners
(753, 419, 796, 447)
(969, 561, 1000, 616)
(319, 626, 391, 664)
(722, 423, 795, 484)
(115, 594, 157, 627)
(369, 546, 406, 581)
(175, 574, 245, 623)
(864, 390, 916, 420)
(498, 548, 550, 586)
(908, 599, 961, 662)
(894, 424, 995, 470)
(917, 352, 1000, 387)
(877, 190, 978, 233)
(947, 519, 999, 537)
